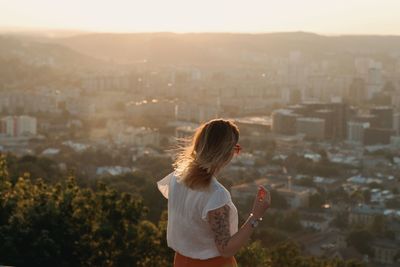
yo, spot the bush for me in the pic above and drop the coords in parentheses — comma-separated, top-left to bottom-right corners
(0, 156, 171, 267)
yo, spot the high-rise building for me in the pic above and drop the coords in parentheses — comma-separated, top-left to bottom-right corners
(314, 109, 335, 139)
(295, 102, 348, 140)
(328, 102, 349, 141)
(1, 116, 37, 137)
(296, 117, 325, 140)
(271, 109, 299, 135)
(0, 91, 58, 114)
(354, 58, 384, 99)
(396, 58, 400, 76)
(0, 119, 6, 135)
(289, 89, 302, 104)
(393, 113, 400, 135)
(370, 106, 393, 129)
(82, 75, 131, 92)
(347, 121, 370, 144)
(353, 114, 379, 128)
(300, 102, 327, 115)
(367, 63, 384, 99)
(272, 101, 349, 140)
(347, 78, 366, 105)
(391, 93, 400, 109)
(354, 58, 373, 77)
(363, 128, 394, 145)
(176, 103, 219, 123)
(288, 51, 306, 88)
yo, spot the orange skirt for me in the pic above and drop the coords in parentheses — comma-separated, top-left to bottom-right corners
(174, 251, 238, 267)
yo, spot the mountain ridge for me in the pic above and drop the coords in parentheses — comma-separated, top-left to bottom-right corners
(49, 32, 400, 65)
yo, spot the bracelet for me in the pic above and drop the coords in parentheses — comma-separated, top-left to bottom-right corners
(249, 213, 263, 228)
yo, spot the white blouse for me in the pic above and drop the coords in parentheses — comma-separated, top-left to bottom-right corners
(157, 171, 238, 260)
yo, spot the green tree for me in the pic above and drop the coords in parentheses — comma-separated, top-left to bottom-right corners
(0, 155, 169, 267)
(237, 241, 270, 267)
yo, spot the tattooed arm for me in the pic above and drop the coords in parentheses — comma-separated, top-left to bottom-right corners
(208, 205, 255, 258)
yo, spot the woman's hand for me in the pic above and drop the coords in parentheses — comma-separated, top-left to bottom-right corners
(251, 185, 271, 219)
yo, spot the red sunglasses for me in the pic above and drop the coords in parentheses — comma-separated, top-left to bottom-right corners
(234, 144, 242, 155)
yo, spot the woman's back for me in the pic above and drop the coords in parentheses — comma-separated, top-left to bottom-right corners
(158, 172, 238, 260)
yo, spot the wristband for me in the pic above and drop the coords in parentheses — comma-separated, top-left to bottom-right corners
(249, 213, 263, 228)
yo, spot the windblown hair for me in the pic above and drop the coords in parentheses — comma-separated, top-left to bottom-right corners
(173, 119, 239, 190)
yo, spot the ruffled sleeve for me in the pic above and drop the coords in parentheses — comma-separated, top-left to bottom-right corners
(201, 189, 231, 221)
(157, 172, 174, 199)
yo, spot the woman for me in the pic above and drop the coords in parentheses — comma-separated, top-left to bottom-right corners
(157, 119, 271, 267)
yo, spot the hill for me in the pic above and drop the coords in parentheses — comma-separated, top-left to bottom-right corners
(51, 32, 400, 66)
(0, 34, 105, 70)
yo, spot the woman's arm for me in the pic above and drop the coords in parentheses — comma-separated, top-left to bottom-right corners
(208, 205, 256, 257)
(208, 186, 270, 257)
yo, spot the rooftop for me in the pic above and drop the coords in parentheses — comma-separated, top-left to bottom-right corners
(233, 116, 272, 126)
(297, 117, 325, 123)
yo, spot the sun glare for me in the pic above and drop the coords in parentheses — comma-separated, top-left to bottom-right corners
(0, 0, 400, 34)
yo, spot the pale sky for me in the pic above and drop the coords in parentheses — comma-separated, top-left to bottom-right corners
(0, 0, 400, 34)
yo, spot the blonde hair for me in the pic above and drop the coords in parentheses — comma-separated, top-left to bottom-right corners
(173, 119, 239, 190)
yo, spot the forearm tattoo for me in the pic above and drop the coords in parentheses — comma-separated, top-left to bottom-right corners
(209, 205, 231, 250)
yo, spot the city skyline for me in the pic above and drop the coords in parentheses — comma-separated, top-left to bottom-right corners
(1, 0, 400, 35)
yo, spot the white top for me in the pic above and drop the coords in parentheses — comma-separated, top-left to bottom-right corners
(157, 171, 238, 260)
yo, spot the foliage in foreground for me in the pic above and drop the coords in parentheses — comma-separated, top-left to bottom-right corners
(0, 156, 172, 266)
(0, 156, 364, 267)
(237, 241, 365, 267)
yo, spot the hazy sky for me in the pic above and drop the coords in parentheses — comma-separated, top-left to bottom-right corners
(1, 0, 400, 34)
